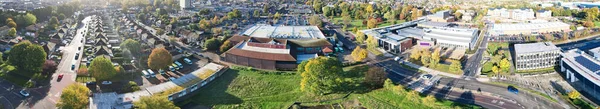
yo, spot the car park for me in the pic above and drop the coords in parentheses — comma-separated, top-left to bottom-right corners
(142, 70, 150, 78)
(184, 58, 192, 64)
(159, 69, 166, 75)
(174, 61, 183, 69)
(147, 69, 156, 77)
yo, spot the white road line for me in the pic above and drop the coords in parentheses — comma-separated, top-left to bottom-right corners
(0, 96, 13, 109)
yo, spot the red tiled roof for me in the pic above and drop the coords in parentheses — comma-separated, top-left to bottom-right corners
(322, 47, 333, 53)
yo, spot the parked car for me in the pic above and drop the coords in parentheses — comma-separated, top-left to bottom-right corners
(184, 58, 192, 64)
(57, 74, 64, 81)
(159, 69, 166, 75)
(71, 64, 76, 71)
(101, 81, 112, 85)
(20, 90, 30, 97)
(169, 66, 176, 72)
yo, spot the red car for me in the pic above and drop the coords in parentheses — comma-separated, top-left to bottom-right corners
(58, 74, 64, 80)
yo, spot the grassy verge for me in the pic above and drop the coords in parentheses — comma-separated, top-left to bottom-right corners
(180, 68, 472, 108)
(515, 67, 557, 74)
(76, 76, 96, 83)
(332, 17, 405, 32)
(488, 82, 558, 103)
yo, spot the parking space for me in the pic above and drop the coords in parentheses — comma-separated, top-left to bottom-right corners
(138, 55, 208, 86)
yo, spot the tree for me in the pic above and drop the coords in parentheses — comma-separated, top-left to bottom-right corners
(322, 6, 332, 17)
(405, 90, 420, 102)
(544, 34, 554, 41)
(57, 84, 90, 109)
(253, 10, 261, 18)
(58, 14, 66, 20)
(312, 0, 323, 13)
(308, 15, 322, 27)
(583, 20, 595, 27)
(49, 16, 59, 30)
(299, 57, 343, 94)
(351, 46, 368, 61)
(422, 95, 437, 108)
(492, 65, 500, 76)
(454, 11, 463, 20)
(7, 18, 16, 28)
(120, 39, 142, 55)
(568, 91, 581, 99)
(499, 58, 510, 71)
(263, 4, 270, 14)
(367, 18, 378, 29)
(7, 27, 16, 37)
(421, 49, 432, 67)
(89, 57, 117, 81)
(134, 95, 180, 109)
(204, 38, 221, 51)
(449, 60, 463, 73)
(42, 60, 57, 75)
(156, 28, 165, 35)
(410, 48, 422, 61)
(355, 31, 366, 44)
(8, 41, 46, 72)
(383, 11, 396, 21)
(366, 35, 377, 49)
(219, 40, 232, 52)
(22, 13, 37, 26)
(366, 4, 375, 14)
(227, 9, 241, 19)
(430, 48, 441, 67)
(148, 47, 173, 70)
(584, 7, 599, 21)
(411, 8, 421, 21)
(365, 67, 386, 88)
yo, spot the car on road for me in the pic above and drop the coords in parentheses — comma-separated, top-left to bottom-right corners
(508, 86, 519, 94)
(78, 47, 81, 50)
(75, 53, 80, 60)
(71, 64, 76, 71)
(101, 81, 112, 85)
(57, 74, 64, 81)
(19, 90, 29, 97)
(421, 74, 432, 79)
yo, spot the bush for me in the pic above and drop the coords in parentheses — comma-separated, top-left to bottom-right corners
(342, 61, 364, 67)
(24, 81, 33, 88)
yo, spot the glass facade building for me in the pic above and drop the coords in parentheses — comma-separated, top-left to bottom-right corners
(561, 49, 600, 104)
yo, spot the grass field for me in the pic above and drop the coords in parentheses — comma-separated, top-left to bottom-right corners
(181, 68, 475, 108)
(332, 17, 405, 31)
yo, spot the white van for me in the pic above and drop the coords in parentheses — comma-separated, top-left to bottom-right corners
(142, 70, 150, 78)
(147, 69, 156, 77)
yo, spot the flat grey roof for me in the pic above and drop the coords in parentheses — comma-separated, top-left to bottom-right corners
(589, 46, 600, 55)
(492, 22, 569, 31)
(562, 49, 600, 86)
(514, 42, 560, 54)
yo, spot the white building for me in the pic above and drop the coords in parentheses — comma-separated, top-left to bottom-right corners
(180, 0, 192, 9)
(589, 46, 600, 60)
(536, 10, 552, 18)
(488, 8, 535, 20)
(242, 24, 326, 39)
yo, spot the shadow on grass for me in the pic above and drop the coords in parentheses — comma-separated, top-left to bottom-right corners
(177, 70, 242, 109)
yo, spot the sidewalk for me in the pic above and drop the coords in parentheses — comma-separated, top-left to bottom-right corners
(402, 60, 462, 78)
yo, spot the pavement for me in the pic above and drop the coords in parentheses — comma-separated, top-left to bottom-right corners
(19, 16, 92, 109)
(463, 25, 490, 78)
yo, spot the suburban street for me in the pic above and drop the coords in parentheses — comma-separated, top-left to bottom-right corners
(463, 25, 490, 78)
(19, 16, 91, 109)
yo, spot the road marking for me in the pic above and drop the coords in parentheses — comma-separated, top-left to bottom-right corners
(0, 96, 13, 109)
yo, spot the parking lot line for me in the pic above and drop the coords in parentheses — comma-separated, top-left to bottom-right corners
(0, 96, 13, 109)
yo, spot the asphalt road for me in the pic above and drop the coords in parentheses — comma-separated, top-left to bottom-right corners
(376, 60, 525, 109)
(463, 26, 490, 78)
(0, 79, 30, 109)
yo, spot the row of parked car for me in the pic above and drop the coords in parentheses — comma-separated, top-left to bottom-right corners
(142, 58, 194, 81)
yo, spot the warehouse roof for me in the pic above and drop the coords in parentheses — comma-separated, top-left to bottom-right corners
(491, 22, 569, 31)
(242, 24, 325, 39)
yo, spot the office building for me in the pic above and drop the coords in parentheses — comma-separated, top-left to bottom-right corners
(561, 49, 600, 104)
(180, 0, 192, 9)
(490, 22, 570, 36)
(536, 10, 552, 18)
(488, 8, 535, 20)
(514, 42, 561, 70)
(428, 10, 455, 22)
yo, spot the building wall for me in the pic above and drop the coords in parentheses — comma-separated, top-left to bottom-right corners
(514, 50, 561, 70)
(224, 53, 278, 70)
(491, 25, 570, 36)
(560, 60, 600, 104)
(400, 38, 413, 52)
(297, 46, 333, 54)
(169, 66, 229, 101)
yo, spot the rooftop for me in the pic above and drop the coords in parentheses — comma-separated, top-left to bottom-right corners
(562, 49, 600, 86)
(514, 42, 560, 54)
(589, 46, 600, 55)
(492, 22, 570, 31)
(242, 24, 325, 39)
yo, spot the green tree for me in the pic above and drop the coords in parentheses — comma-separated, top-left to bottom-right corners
(148, 47, 173, 70)
(367, 18, 378, 29)
(7, 27, 16, 37)
(584, 7, 599, 21)
(568, 91, 581, 99)
(365, 67, 386, 88)
(351, 46, 368, 61)
(58, 14, 66, 20)
(8, 41, 46, 72)
(48, 16, 59, 30)
(219, 40, 233, 52)
(57, 84, 90, 109)
(322, 6, 332, 17)
(7, 18, 16, 28)
(422, 95, 437, 108)
(383, 79, 395, 89)
(383, 11, 396, 21)
(204, 38, 221, 51)
(133, 95, 180, 109)
(227, 9, 241, 19)
(299, 57, 343, 94)
(449, 60, 463, 73)
(120, 39, 142, 56)
(89, 57, 117, 81)
(23, 13, 37, 26)
(253, 10, 261, 18)
(312, 0, 323, 13)
(308, 15, 322, 27)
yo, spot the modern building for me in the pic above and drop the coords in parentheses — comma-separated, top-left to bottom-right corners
(422, 27, 479, 50)
(490, 22, 571, 36)
(513, 42, 561, 71)
(221, 36, 332, 70)
(488, 8, 535, 20)
(242, 24, 326, 39)
(363, 29, 414, 54)
(560, 49, 600, 104)
(428, 10, 455, 22)
(536, 10, 552, 18)
(588, 46, 600, 60)
(180, 0, 192, 9)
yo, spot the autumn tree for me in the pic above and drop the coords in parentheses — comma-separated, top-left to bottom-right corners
(365, 67, 386, 88)
(42, 60, 58, 75)
(351, 46, 368, 61)
(355, 31, 366, 44)
(568, 91, 581, 99)
(422, 95, 437, 108)
(366, 35, 377, 49)
(57, 84, 90, 109)
(430, 48, 441, 67)
(449, 60, 463, 73)
(308, 15, 323, 27)
(367, 18, 378, 29)
(410, 48, 422, 61)
(148, 47, 173, 70)
(6, 18, 16, 28)
(219, 40, 233, 52)
(133, 95, 180, 109)
(499, 58, 510, 72)
(420, 49, 432, 67)
(492, 65, 501, 76)
(299, 57, 343, 94)
(8, 41, 46, 72)
(7, 27, 16, 37)
(89, 57, 117, 81)
(583, 20, 595, 27)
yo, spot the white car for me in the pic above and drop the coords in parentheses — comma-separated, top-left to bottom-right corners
(101, 81, 112, 85)
(19, 90, 30, 97)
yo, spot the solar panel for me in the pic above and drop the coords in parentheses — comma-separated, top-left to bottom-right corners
(575, 56, 600, 72)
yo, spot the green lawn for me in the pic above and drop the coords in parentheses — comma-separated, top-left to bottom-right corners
(356, 89, 480, 109)
(181, 68, 474, 108)
(481, 62, 494, 75)
(489, 82, 558, 103)
(332, 17, 405, 31)
(0, 64, 30, 87)
(516, 67, 557, 74)
(76, 76, 96, 83)
(595, 21, 600, 28)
